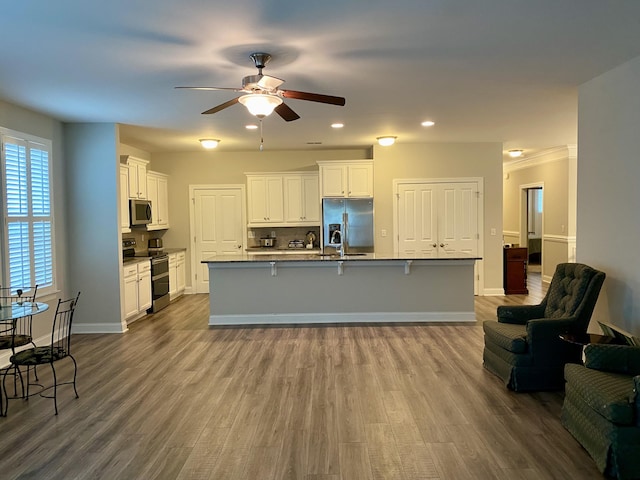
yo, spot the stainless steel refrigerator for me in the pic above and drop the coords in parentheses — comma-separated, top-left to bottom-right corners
(322, 198, 374, 254)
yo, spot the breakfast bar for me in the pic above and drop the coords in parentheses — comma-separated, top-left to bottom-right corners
(203, 253, 480, 325)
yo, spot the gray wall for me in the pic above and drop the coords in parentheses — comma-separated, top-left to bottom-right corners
(64, 123, 124, 332)
(578, 54, 640, 334)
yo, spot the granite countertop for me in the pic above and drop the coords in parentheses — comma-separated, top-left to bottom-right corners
(203, 252, 481, 264)
(164, 247, 187, 254)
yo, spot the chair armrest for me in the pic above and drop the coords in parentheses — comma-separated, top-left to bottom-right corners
(497, 304, 545, 325)
(526, 317, 579, 340)
(584, 344, 640, 375)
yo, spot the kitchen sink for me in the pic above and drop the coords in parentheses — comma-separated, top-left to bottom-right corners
(316, 252, 369, 258)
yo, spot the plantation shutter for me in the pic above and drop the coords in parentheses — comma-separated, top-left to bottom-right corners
(2, 135, 54, 292)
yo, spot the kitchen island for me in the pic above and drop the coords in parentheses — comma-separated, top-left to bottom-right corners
(203, 252, 480, 325)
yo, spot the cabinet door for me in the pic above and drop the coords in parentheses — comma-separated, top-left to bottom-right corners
(283, 176, 303, 222)
(168, 254, 177, 297)
(120, 166, 131, 232)
(247, 176, 268, 223)
(123, 269, 139, 318)
(146, 175, 159, 229)
(265, 176, 284, 222)
(138, 265, 152, 312)
(302, 175, 320, 222)
(321, 165, 346, 197)
(136, 163, 147, 199)
(347, 163, 373, 197)
(177, 253, 186, 292)
(157, 176, 169, 228)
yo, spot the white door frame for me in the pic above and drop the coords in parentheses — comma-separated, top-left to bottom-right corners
(519, 181, 544, 276)
(188, 184, 246, 294)
(393, 177, 485, 294)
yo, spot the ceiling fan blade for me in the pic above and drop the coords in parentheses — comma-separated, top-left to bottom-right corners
(281, 89, 346, 106)
(201, 97, 240, 115)
(258, 75, 285, 91)
(175, 86, 243, 92)
(274, 103, 300, 122)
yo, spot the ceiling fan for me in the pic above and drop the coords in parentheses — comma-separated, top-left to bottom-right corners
(176, 52, 346, 121)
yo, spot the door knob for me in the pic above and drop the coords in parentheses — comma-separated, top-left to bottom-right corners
(440, 243, 448, 248)
(431, 243, 437, 248)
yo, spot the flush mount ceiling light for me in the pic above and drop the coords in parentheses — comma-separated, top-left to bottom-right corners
(199, 139, 220, 149)
(331, 123, 344, 129)
(238, 93, 283, 118)
(245, 124, 259, 130)
(377, 136, 397, 147)
(508, 149, 524, 158)
(421, 120, 435, 127)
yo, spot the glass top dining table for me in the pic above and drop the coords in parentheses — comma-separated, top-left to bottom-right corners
(0, 302, 49, 322)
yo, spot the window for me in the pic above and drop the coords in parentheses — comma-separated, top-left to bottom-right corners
(1, 130, 55, 295)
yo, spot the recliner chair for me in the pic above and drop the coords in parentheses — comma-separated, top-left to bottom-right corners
(483, 263, 605, 391)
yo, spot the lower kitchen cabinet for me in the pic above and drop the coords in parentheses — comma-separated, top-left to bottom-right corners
(123, 260, 152, 322)
(169, 251, 186, 300)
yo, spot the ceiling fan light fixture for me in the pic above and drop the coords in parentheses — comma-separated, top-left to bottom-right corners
(238, 94, 283, 117)
(508, 149, 524, 158)
(377, 136, 397, 147)
(199, 139, 220, 149)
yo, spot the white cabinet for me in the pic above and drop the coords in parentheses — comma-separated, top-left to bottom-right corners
(121, 155, 148, 199)
(318, 160, 374, 198)
(246, 175, 284, 226)
(146, 171, 169, 230)
(120, 165, 131, 233)
(168, 251, 186, 300)
(123, 260, 152, 322)
(283, 174, 320, 225)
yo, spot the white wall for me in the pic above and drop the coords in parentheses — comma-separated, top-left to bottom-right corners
(578, 55, 640, 334)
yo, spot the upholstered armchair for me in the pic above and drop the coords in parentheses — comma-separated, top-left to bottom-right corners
(483, 263, 605, 391)
(562, 344, 640, 479)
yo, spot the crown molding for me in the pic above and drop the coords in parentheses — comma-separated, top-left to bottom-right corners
(504, 144, 577, 173)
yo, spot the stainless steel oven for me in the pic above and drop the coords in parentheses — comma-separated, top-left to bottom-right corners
(150, 254, 170, 312)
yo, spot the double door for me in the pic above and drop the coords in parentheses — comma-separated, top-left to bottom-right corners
(396, 181, 479, 257)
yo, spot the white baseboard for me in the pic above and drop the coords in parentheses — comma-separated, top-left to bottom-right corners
(72, 322, 128, 334)
(209, 311, 476, 326)
(482, 288, 505, 296)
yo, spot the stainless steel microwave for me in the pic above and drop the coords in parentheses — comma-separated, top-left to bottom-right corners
(130, 199, 152, 226)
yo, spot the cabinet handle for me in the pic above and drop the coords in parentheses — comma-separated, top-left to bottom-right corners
(432, 243, 437, 248)
(440, 243, 449, 248)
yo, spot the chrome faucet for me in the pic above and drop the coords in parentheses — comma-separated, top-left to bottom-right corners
(329, 229, 345, 257)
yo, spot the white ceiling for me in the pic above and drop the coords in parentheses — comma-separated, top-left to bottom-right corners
(3, 1, 640, 158)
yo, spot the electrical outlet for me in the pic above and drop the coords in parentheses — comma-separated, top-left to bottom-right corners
(271, 230, 276, 238)
(561, 224, 565, 233)
(490, 228, 496, 236)
(381, 229, 387, 237)
(141, 234, 145, 242)
(248, 230, 255, 239)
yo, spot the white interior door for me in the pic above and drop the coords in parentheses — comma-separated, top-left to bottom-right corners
(191, 186, 244, 294)
(397, 184, 438, 256)
(396, 179, 481, 292)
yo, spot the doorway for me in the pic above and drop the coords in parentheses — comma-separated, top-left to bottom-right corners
(189, 185, 246, 294)
(520, 184, 543, 275)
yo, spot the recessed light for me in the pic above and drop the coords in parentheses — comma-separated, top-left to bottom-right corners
(245, 124, 259, 130)
(306, 141, 323, 145)
(508, 149, 524, 158)
(331, 123, 344, 129)
(421, 120, 435, 127)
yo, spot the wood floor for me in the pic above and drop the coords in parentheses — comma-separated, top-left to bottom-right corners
(0, 273, 605, 479)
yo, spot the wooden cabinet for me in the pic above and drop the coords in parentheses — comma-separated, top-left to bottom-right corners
(283, 174, 320, 224)
(246, 174, 285, 226)
(121, 155, 149, 199)
(504, 247, 528, 294)
(318, 160, 373, 197)
(146, 171, 169, 230)
(168, 251, 186, 300)
(123, 260, 152, 321)
(119, 165, 131, 233)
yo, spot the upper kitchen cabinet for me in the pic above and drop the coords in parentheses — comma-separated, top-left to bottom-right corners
(318, 160, 374, 198)
(146, 171, 169, 230)
(246, 174, 285, 226)
(283, 174, 320, 225)
(121, 155, 148, 199)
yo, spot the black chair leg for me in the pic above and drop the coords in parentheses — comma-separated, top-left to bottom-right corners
(70, 355, 79, 399)
(50, 363, 58, 415)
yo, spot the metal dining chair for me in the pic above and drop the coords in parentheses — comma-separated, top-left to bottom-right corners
(2, 292, 80, 415)
(0, 286, 39, 415)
